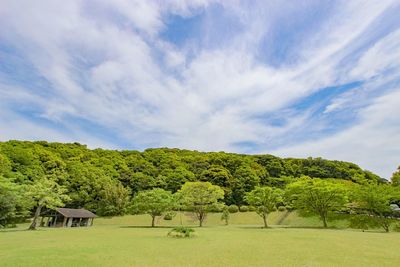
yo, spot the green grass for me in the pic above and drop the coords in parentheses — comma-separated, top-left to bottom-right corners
(1, 212, 399, 267)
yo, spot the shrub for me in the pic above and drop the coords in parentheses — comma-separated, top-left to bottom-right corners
(163, 211, 176, 220)
(278, 206, 286, 212)
(228, 205, 239, 213)
(221, 206, 230, 225)
(168, 226, 195, 238)
(393, 223, 400, 232)
(239, 205, 249, 212)
(209, 204, 224, 213)
(248, 206, 256, 212)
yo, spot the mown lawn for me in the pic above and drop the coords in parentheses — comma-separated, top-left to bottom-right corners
(1, 212, 399, 267)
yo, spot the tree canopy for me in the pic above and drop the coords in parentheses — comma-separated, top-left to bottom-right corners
(391, 166, 400, 186)
(349, 184, 400, 232)
(245, 186, 283, 228)
(177, 182, 224, 227)
(285, 178, 348, 227)
(27, 177, 70, 230)
(131, 188, 174, 227)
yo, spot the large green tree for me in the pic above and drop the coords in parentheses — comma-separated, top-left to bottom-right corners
(177, 182, 224, 227)
(132, 188, 174, 227)
(0, 176, 30, 228)
(96, 181, 131, 216)
(245, 186, 283, 228)
(285, 178, 348, 228)
(350, 184, 400, 232)
(27, 178, 70, 230)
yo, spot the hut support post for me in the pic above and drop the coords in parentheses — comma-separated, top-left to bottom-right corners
(62, 217, 68, 227)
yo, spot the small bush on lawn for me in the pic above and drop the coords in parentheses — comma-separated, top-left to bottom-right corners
(278, 206, 286, 212)
(168, 226, 195, 238)
(228, 205, 239, 213)
(163, 211, 176, 220)
(239, 205, 249, 212)
(248, 206, 256, 212)
(393, 224, 400, 232)
(209, 204, 224, 212)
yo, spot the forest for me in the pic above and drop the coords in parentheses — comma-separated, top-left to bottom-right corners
(0, 140, 388, 218)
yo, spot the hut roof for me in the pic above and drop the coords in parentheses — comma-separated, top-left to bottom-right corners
(56, 208, 97, 218)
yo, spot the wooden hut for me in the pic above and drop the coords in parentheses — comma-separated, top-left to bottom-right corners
(41, 208, 97, 228)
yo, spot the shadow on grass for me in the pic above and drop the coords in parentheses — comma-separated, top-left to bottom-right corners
(236, 225, 394, 234)
(236, 225, 345, 230)
(120, 225, 206, 229)
(0, 228, 31, 233)
(120, 225, 174, 229)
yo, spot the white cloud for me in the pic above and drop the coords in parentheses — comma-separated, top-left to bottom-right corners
(350, 29, 400, 80)
(272, 88, 400, 179)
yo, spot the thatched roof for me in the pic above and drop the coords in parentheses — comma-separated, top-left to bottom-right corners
(56, 208, 97, 218)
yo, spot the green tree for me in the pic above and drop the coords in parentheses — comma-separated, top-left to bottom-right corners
(162, 167, 195, 193)
(245, 186, 283, 228)
(0, 154, 11, 176)
(350, 184, 400, 232)
(285, 178, 348, 228)
(0, 176, 30, 228)
(27, 178, 70, 230)
(221, 206, 230, 225)
(391, 166, 400, 186)
(177, 182, 224, 227)
(231, 165, 261, 205)
(97, 181, 131, 216)
(200, 166, 233, 188)
(132, 188, 174, 227)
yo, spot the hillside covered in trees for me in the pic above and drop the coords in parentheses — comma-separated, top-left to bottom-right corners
(0, 141, 382, 220)
(0, 140, 384, 217)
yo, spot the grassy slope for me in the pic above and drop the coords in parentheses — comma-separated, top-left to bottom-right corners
(1, 212, 399, 267)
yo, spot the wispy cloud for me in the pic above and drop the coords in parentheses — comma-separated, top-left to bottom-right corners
(0, 0, 399, 177)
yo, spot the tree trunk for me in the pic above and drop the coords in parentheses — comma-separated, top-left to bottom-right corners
(29, 205, 42, 230)
(263, 214, 268, 228)
(322, 215, 328, 228)
(151, 216, 155, 227)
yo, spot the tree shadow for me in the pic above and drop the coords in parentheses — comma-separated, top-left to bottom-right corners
(119, 225, 173, 229)
(0, 228, 30, 233)
(236, 225, 343, 230)
(120, 225, 203, 229)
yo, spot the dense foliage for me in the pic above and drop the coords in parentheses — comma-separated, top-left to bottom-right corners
(0, 140, 393, 228)
(285, 178, 348, 227)
(391, 166, 400, 186)
(349, 184, 400, 232)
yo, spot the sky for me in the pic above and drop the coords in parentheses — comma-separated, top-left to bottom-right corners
(0, 0, 400, 179)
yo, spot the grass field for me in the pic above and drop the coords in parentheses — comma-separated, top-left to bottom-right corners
(1, 212, 399, 267)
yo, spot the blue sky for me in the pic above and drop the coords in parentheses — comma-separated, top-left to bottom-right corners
(1, 0, 400, 178)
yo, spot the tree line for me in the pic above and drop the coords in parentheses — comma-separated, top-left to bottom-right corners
(131, 178, 400, 232)
(1, 140, 399, 230)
